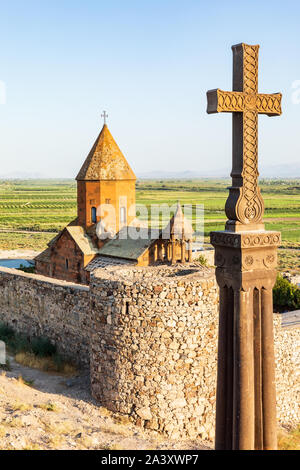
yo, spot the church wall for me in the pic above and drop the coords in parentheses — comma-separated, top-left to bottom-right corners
(137, 242, 157, 266)
(99, 180, 136, 232)
(77, 181, 101, 227)
(35, 260, 51, 277)
(0, 267, 90, 366)
(50, 231, 84, 283)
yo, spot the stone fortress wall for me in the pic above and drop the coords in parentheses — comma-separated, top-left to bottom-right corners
(0, 264, 298, 440)
(0, 267, 90, 366)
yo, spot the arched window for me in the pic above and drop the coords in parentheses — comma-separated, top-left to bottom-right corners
(91, 206, 97, 223)
(120, 207, 126, 224)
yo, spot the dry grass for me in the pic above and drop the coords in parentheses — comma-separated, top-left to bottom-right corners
(46, 434, 65, 448)
(278, 426, 300, 450)
(12, 400, 33, 412)
(5, 417, 23, 428)
(101, 443, 125, 450)
(17, 375, 34, 387)
(15, 351, 76, 376)
(22, 442, 42, 450)
(113, 414, 132, 425)
(101, 421, 134, 438)
(0, 426, 6, 438)
(42, 420, 79, 449)
(98, 406, 113, 417)
(37, 402, 60, 412)
(43, 420, 76, 436)
(77, 435, 95, 449)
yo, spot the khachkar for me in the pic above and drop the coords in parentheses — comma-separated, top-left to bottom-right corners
(207, 43, 282, 450)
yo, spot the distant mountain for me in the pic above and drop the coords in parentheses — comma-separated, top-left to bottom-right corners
(137, 168, 229, 179)
(1, 162, 299, 181)
(260, 162, 300, 178)
(138, 162, 300, 179)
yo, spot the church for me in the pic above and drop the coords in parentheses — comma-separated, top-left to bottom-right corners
(35, 121, 193, 284)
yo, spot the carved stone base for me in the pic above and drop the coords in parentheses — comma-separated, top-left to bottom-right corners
(210, 230, 281, 450)
(225, 219, 265, 232)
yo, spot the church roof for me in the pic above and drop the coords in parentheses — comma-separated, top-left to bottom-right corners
(34, 247, 51, 263)
(76, 124, 136, 181)
(85, 256, 134, 272)
(98, 226, 160, 261)
(65, 226, 100, 255)
(163, 201, 194, 240)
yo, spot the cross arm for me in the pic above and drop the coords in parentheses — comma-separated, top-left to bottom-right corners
(256, 93, 282, 116)
(207, 89, 244, 114)
(207, 89, 282, 117)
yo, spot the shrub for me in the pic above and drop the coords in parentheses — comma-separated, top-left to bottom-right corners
(196, 254, 208, 266)
(18, 264, 35, 273)
(0, 323, 14, 342)
(38, 402, 60, 412)
(13, 334, 32, 354)
(31, 337, 56, 357)
(273, 275, 300, 310)
(15, 351, 76, 375)
(0, 359, 11, 371)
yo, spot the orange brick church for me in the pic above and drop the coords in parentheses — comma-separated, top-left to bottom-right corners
(35, 122, 193, 284)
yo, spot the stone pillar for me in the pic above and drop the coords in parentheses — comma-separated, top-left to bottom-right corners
(211, 230, 280, 450)
(188, 240, 192, 262)
(154, 244, 158, 262)
(164, 241, 169, 262)
(261, 286, 277, 450)
(158, 241, 164, 261)
(171, 237, 176, 264)
(181, 240, 186, 263)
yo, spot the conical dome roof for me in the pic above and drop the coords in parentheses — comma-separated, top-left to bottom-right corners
(76, 124, 136, 181)
(163, 201, 194, 240)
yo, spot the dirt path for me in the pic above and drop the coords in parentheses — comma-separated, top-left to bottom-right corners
(0, 229, 57, 234)
(0, 356, 212, 451)
(0, 249, 41, 259)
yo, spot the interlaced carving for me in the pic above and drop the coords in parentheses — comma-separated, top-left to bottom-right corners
(243, 44, 258, 94)
(239, 45, 261, 223)
(236, 110, 264, 223)
(256, 94, 282, 115)
(215, 90, 282, 115)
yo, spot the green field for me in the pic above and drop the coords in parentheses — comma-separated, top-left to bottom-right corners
(0, 178, 299, 262)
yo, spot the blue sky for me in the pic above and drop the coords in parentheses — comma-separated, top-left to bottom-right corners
(0, 0, 299, 177)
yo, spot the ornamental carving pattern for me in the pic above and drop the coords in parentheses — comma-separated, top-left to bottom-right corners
(210, 231, 281, 248)
(243, 44, 258, 94)
(241, 232, 281, 247)
(215, 90, 282, 115)
(214, 247, 278, 271)
(236, 110, 264, 224)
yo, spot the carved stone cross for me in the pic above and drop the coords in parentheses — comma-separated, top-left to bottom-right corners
(207, 43, 282, 231)
(207, 44, 282, 450)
